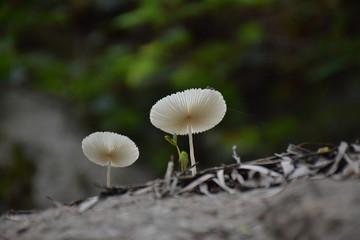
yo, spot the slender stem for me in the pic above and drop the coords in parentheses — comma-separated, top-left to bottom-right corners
(175, 145, 181, 159)
(107, 161, 111, 187)
(187, 125, 197, 176)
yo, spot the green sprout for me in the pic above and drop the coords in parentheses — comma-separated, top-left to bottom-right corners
(165, 134, 189, 171)
(179, 151, 189, 172)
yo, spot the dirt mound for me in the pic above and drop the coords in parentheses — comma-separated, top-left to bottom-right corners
(1, 179, 359, 240)
(1, 141, 359, 240)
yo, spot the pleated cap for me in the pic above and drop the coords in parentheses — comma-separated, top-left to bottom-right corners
(81, 132, 139, 167)
(150, 88, 227, 135)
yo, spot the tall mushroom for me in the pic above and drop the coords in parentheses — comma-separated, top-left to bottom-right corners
(150, 88, 226, 175)
(81, 131, 139, 187)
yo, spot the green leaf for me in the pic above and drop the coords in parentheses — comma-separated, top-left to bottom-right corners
(179, 151, 189, 171)
(165, 135, 178, 147)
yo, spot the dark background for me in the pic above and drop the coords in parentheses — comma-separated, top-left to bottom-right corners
(1, 0, 359, 210)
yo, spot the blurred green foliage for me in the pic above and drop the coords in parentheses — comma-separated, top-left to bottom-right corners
(1, 0, 360, 176)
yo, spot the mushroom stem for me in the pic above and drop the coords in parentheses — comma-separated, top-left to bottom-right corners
(187, 125, 197, 175)
(107, 161, 111, 187)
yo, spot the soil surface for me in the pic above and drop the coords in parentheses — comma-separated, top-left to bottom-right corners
(1, 178, 359, 240)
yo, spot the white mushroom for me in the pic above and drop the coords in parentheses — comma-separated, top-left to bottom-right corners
(81, 131, 139, 187)
(150, 88, 226, 175)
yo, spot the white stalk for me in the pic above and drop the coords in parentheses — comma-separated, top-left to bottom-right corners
(187, 125, 197, 176)
(107, 161, 111, 187)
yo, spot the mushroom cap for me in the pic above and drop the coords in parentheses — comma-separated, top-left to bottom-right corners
(81, 132, 139, 167)
(150, 88, 227, 135)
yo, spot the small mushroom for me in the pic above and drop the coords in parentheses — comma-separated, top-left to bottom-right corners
(81, 131, 139, 187)
(150, 88, 226, 175)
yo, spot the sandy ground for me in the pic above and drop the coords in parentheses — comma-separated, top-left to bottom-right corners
(1, 178, 359, 240)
